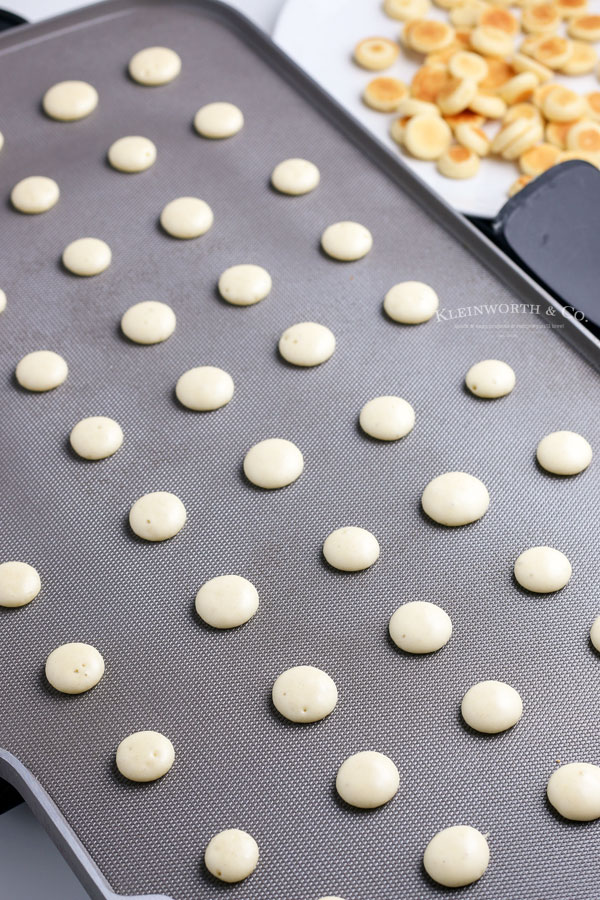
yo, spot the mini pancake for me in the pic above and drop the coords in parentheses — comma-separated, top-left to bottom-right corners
(437, 144, 480, 176)
(406, 19, 456, 53)
(568, 14, 600, 40)
(501, 120, 544, 159)
(533, 82, 559, 107)
(519, 141, 561, 173)
(529, 35, 573, 68)
(354, 36, 399, 70)
(403, 113, 452, 158)
(455, 121, 491, 153)
(499, 72, 539, 105)
(470, 25, 515, 56)
(449, 50, 488, 81)
(543, 85, 587, 121)
(546, 119, 578, 147)
(436, 77, 478, 114)
(558, 149, 600, 164)
(479, 5, 519, 34)
(504, 102, 542, 123)
(450, 2, 484, 27)
(397, 97, 441, 116)
(426, 37, 470, 63)
(560, 40, 598, 74)
(411, 64, 451, 102)
(586, 91, 600, 120)
(479, 57, 514, 89)
(556, 0, 588, 15)
(491, 116, 532, 154)
(385, 0, 432, 20)
(567, 119, 600, 153)
(512, 52, 553, 81)
(363, 77, 408, 111)
(522, 2, 562, 33)
(508, 173, 534, 195)
(390, 115, 411, 144)
(469, 92, 507, 117)
(444, 109, 485, 130)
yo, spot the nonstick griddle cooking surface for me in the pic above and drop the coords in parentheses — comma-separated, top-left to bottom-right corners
(1, 2, 599, 899)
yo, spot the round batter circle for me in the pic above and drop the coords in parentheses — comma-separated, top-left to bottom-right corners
(195, 574, 259, 629)
(116, 730, 175, 782)
(465, 359, 516, 398)
(45, 642, 105, 694)
(11, 176, 60, 214)
(421, 471, 490, 526)
(271, 158, 320, 195)
(194, 102, 244, 138)
(321, 221, 373, 261)
(129, 46, 181, 85)
(384, 281, 439, 324)
(204, 828, 259, 882)
(389, 601, 452, 653)
(336, 751, 399, 808)
(547, 762, 600, 821)
(514, 545, 572, 593)
(62, 238, 111, 276)
(16, 350, 68, 392)
(278, 322, 335, 367)
(0, 561, 41, 608)
(423, 825, 490, 887)
(108, 136, 156, 172)
(323, 526, 380, 572)
(176, 366, 233, 411)
(121, 301, 176, 344)
(129, 491, 186, 541)
(69, 416, 123, 460)
(0, 289, 6, 314)
(160, 197, 214, 239)
(243, 438, 304, 489)
(218, 264, 272, 306)
(43, 80, 98, 121)
(590, 615, 600, 652)
(272, 665, 338, 722)
(359, 395, 415, 441)
(461, 680, 523, 733)
(536, 430, 592, 475)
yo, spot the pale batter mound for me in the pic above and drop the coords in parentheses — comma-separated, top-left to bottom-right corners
(0, 561, 41, 608)
(204, 828, 259, 882)
(323, 526, 380, 572)
(383, 281, 439, 323)
(218, 264, 272, 306)
(116, 730, 175, 782)
(62, 238, 111, 276)
(16, 350, 68, 392)
(0, 289, 5, 314)
(271, 158, 320, 195)
(11, 176, 59, 214)
(547, 762, 600, 820)
(272, 665, 338, 722)
(321, 221, 372, 261)
(176, 366, 233, 411)
(461, 680, 523, 733)
(129, 47, 181, 85)
(160, 197, 213, 239)
(590, 616, 600, 652)
(45, 642, 104, 694)
(336, 751, 399, 808)
(195, 575, 259, 629)
(121, 301, 176, 344)
(421, 471, 490, 526)
(69, 416, 123, 460)
(465, 359, 516, 398)
(423, 825, 490, 887)
(108, 136, 156, 172)
(359, 395, 415, 441)
(43, 80, 98, 120)
(129, 491, 186, 541)
(194, 102, 244, 138)
(536, 430, 592, 475)
(513, 546, 572, 593)
(389, 601, 452, 653)
(243, 438, 303, 489)
(278, 322, 335, 367)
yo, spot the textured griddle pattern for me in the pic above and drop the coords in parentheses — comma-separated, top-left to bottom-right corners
(0, 4, 599, 899)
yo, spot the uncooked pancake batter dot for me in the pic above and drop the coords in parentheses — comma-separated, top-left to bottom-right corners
(11, 176, 59, 213)
(321, 221, 372, 261)
(0, 561, 41, 608)
(69, 416, 123, 460)
(204, 829, 259, 882)
(271, 158, 320, 194)
(45, 642, 104, 693)
(194, 102, 244, 138)
(129, 47, 181, 85)
(62, 238, 111, 276)
(116, 730, 175, 781)
(195, 575, 259, 628)
(108, 136, 156, 172)
(243, 438, 303, 489)
(121, 301, 175, 344)
(323, 526, 380, 571)
(43, 80, 98, 120)
(16, 350, 68, 391)
(129, 491, 186, 541)
(272, 665, 338, 722)
(421, 471, 489, 526)
(336, 751, 399, 808)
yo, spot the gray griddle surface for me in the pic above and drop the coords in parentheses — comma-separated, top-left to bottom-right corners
(1, 3, 599, 899)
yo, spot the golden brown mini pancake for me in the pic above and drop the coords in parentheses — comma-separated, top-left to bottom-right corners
(568, 14, 600, 40)
(449, 50, 489, 80)
(478, 57, 515, 89)
(479, 5, 519, 34)
(543, 85, 587, 121)
(363, 77, 409, 111)
(437, 76, 478, 114)
(546, 119, 578, 148)
(519, 141, 561, 174)
(560, 40, 598, 74)
(567, 119, 600, 153)
(354, 36, 400, 70)
(403, 113, 453, 158)
(411, 64, 451, 101)
(455, 121, 491, 153)
(508, 174, 534, 196)
(407, 19, 456, 52)
(437, 144, 480, 176)
(522, 3, 562, 34)
(470, 24, 515, 56)
(500, 72, 539, 104)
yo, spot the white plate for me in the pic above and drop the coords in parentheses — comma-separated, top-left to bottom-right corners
(273, 0, 600, 217)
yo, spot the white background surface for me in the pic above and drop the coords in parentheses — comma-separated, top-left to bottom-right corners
(0, 4, 286, 897)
